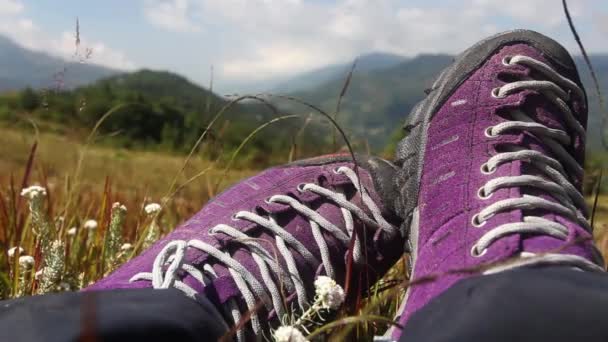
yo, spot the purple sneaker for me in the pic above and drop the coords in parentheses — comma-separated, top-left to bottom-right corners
(86, 155, 404, 340)
(389, 30, 605, 339)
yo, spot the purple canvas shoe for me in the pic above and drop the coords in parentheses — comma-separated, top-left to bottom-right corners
(86, 154, 404, 340)
(389, 30, 605, 339)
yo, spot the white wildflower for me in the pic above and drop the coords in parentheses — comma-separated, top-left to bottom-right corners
(314, 276, 345, 310)
(35, 269, 43, 280)
(20, 185, 47, 199)
(8, 246, 24, 258)
(112, 202, 127, 212)
(18, 255, 35, 268)
(144, 203, 162, 215)
(273, 326, 308, 342)
(84, 219, 98, 230)
(67, 227, 77, 236)
(38, 240, 65, 294)
(120, 243, 133, 251)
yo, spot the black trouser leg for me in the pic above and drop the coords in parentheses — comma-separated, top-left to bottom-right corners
(0, 288, 228, 342)
(400, 267, 608, 342)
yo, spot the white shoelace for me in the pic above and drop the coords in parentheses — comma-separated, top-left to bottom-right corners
(130, 166, 398, 341)
(472, 55, 604, 272)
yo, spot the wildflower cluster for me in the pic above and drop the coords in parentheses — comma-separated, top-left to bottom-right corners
(11, 185, 133, 297)
(273, 276, 346, 342)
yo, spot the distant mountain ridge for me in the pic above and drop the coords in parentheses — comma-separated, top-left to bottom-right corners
(0, 35, 119, 92)
(271, 52, 406, 93)
(1, 35, 607, 153)
(286, 53, 608, 151)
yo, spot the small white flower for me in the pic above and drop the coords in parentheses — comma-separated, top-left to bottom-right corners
(112, 202, 127, 212)
(20, 185, 47, 199)
(84, 219, 98, 230)
(120, 243, 133, 251)
(18, 255, 35, 268)
(314, 276, 345, 310)
(144, 203, 162, 215)
(35, 269, 43, 280)
(8, 246, 24, 258)
(67, 227, 77, 236)
(273, 326, 308, 342)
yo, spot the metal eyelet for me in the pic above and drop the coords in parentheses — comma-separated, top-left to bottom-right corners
(296, 183, 307, 192)
(480, 163, 496, 175)
(333, 167, 342, 174)
(491, 87, 505, 99)
(477, 187, 493, 200)
(501, 56, 513, 66)
(484, 126, 498, 138)
(470, 244, 488, 257)
(208, 227, 218, 235)
(471, 214, 486, 228)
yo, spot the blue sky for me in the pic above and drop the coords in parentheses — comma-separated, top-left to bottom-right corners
(1, 0, 607, 92)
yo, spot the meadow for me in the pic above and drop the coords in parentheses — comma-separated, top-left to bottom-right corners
(0, 116, 607, 341)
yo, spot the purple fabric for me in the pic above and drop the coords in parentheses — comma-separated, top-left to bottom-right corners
(395, 43, 596, 335)
(85, 156, 403, 324)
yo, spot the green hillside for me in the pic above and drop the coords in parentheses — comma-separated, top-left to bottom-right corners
(287, 54, 453, 148)
(0, 70, 327, 166)
(1, 45, 607, 159)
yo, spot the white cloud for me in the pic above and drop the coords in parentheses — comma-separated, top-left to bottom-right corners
(196, 0, 499, 80)
(0, 1, 135, 70)
(51, 31, 136, 70)
(144, 0, 201, 33)
(0, 0, 23, 15)
(187, 0, 601, 83)
(472, 0, 586, 28)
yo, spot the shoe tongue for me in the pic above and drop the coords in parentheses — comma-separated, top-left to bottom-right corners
(358, 156, 400, 213)
(291, 154, 400, 214)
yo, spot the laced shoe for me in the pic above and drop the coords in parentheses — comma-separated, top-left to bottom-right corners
(390, 29, 605, 339)
(86, 155, 404, 340)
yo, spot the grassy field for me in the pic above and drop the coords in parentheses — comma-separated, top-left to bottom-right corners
(0, 124, 607, 341)
(0, 125, 260, 291)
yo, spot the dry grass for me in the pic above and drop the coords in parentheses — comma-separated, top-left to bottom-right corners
(0, 123, 607, 341)
(0, 125, 258, 294)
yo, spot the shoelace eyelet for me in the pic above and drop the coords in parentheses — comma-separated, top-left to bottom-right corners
(333, 167, 343, 175)
(231, 214, 240, 221)
(502, 56, 513, 66)
(480, 163, 496, 175)
(264, 197, 273, 204)
(471, 214, 486, 228)
(484, 126, 498, 138)
(477, 187, 493, 200)
(296, 183, 308, 192)
(491, 87, 506, 99)
(470, 244, 488, 258)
